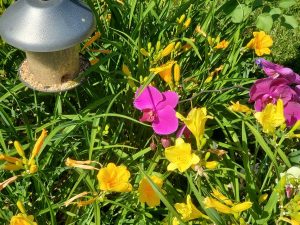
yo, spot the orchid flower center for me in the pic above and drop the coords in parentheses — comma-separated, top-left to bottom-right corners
(140, 109, 157, 123)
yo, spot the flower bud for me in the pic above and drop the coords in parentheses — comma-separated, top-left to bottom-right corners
(140, 48, 150, 57)
(161, 42, 175, 57)
(183, 18, 191, 29)
(14, 141, 26, 159)
(161, 137, 171, 148)
(155, 41, 161, 51)
(150, 142, 157, 151)
(174, 63, 180, 83)
(177, 14, 186, 24)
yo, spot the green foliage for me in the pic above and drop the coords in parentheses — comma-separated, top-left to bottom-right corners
(0, 0, 299, 224)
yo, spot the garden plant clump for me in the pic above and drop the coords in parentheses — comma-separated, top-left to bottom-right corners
(1, 0, 300, 224)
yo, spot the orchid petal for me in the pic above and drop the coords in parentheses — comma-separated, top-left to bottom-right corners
(157, 91, 179, 110)
(152, 106, 178, 135)
(134, 86, 163, 110)
(284, 101, 300, 126)
(249, 78, 272, 102)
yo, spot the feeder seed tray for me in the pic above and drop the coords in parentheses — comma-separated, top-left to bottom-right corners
(19, 56, 90, 93)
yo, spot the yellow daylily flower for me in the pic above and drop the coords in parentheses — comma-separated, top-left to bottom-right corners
(65, 158, 99, 170)
(203, 197, 233, 214)
(97, 163, 132, 192)
(10, 201, 38, 225)
(150, 61, 176, 84)
(138, 175, 163, 207)
(254, 99, 285, 134)
(0, 129, 47, 174)
(211, 189, 233, 206)
(175, 195, 209, 221)
(204, 191, 252, 214)
(215, 40, 229, 49)
(165, 138, 200, 173)
(10, 214, 38, 225)
(231, 202, 253, 213)
(176, 108, 213, 146)
(246, 31, 273, 56)
(228, 101, 252, 114)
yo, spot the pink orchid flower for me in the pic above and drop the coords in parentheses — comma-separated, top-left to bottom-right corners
(134, 86, 179, 135)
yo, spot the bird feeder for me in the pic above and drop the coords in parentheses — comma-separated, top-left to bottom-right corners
(0, 0, 95, 92)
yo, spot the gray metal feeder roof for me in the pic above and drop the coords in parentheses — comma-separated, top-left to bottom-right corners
(0, 0, 95, 52)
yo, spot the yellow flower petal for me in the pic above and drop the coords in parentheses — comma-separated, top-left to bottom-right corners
(228, 101, 252, 114)
(10, 213, 38, 225)
(205, 161, 219, 169)
(215, 40, 229, 49)
(150, 61, 176, 83)
(176, 108, 213, 144)
(246, 31, 273, 56)
(203, 197, 233, 214)
(97, 163, 132, 192)
(211, 189, 233, 206)
(138, 175, 163, 207)
(175, 195, 208, 221)
(2, 163, 23, 171)
(165, 138, 200, 173)
(254, 99, 285, 134)
(231, 201, 253, 213)
(0, 154, 22, 164)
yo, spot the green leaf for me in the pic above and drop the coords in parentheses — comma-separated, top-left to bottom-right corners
(230, 4, 251, 23)
(269, 8, 282, 15)
(245, 122, 278, 170)
(279, 0, 296, 9)
(283, 15, 299, 28)
(288, 150, 300, 164)
(256, 13, 273, 32)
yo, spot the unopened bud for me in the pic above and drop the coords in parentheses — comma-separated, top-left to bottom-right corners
(150, 142, 157, 151)
(183, 18, 191, 29)
(177, 14, 186, 24)
(161, 137, 171, 148)
(174, 63, 180, 83)
(140, 48, 150, 57)
(155, 41, 161, 51)
(161, 42, 175, 57)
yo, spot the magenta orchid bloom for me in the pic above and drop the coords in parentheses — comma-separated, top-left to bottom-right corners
(134, 86, 179, 135)
(284, 101, 300, 126)
(256, 58, 300, 84)
(249, 77, 296, 111)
